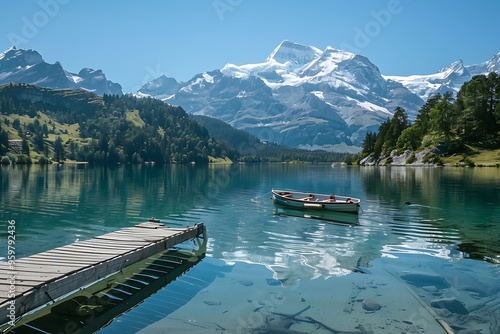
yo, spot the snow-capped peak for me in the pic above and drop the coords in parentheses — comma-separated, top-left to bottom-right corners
(0, 47, 43, 66)
(438, 60, 465, 75)
(0, 46, 122, 95)
(467, 52, 500, 76)
(484, 52, 500, 73)
(266, 40, 322, 65)
(0, 46, 17, 60)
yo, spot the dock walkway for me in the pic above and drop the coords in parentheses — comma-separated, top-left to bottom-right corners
(0, 221, 205, 325)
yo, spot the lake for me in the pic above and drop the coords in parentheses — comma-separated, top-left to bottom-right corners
(1, 164, 499, 333)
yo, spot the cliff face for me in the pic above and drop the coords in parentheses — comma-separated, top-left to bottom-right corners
(1, 83, 104, 113)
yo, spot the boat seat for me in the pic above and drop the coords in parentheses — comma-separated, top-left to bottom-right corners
(322, 195, 336, 203)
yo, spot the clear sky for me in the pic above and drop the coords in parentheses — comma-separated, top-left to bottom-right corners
(1, 0, 499, 93)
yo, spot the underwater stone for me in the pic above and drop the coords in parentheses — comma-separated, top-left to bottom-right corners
(203, 300, 222, 306)
(239, 280, 254, 286)
(362, 299, 381, 311)
(422, 285, 438, 293)
(266, 278, 281, 286)
(430, 298, 468, 315)
(400, 272, 450, 289)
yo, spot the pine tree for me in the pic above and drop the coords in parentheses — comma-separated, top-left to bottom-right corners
(429, 92, 456, 140)
(22, 138, 30, 156)
(53, 136, 65, 162)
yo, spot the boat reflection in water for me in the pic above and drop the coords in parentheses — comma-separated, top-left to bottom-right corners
(273, 203, 359, 226)
(5, 239, 207, 334)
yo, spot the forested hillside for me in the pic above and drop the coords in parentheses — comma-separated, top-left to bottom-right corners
(0, 83, 238, 164)
(193, 115, 355, 163)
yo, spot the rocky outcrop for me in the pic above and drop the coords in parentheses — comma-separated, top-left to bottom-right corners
(359, 149, 437, 166)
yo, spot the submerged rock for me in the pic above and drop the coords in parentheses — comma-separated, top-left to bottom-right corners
(400, 272, 450, 289)
(422, 285, 438, 293)
(362, 299, 381, 311)
(266, 278, 281, 286)
(203, 300, 222, 306)
(239, 279, 254, 286)
(430, 297, 468, 315)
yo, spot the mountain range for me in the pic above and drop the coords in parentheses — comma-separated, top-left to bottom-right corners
(1, 43, 498, 153)
(137, 41, 500, 152)
(0, 46, 122, 96)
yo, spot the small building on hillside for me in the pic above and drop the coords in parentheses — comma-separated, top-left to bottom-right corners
(8, 139, 23, 154)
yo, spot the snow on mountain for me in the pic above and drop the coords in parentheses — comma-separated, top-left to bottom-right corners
(139, 41, 425, 153)
(384, 60, 470, 101)
(266, 40, 322, 66)
(385, 53, 500, 101)
(137, 74, 179, 99)
(467, 52, 500, 76)
(0, 46, 122, 96)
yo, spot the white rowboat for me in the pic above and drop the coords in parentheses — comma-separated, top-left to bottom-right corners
(272, 189, 360, 214)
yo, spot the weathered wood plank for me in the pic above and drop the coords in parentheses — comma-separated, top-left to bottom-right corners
(34, 248, 121, 257)
(0, 285, 32, 297)
(135, 222, 165, 228)
(114, 228, 178, 235)
(74, 240, 146, 249)
(93, 235, 159, 242)
(32, 248, 118, 256)
(50, 245, 134, 255)
(21, 258, 103, 266)
(27, 254, 111, 263)
(2, 264, 82, 274)
(15, 258, 93, 266)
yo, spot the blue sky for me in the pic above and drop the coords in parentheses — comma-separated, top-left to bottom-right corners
(1, 0, 499, 93)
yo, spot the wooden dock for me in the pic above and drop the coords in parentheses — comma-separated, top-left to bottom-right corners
(0, 221, 205, 326)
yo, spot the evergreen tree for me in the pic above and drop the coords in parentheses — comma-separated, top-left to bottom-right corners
(22, 138, 30, 156)
(386, 107, 410, 151)
(361, 132, 377, 154)
(396, 125, 421, 150)
(456, 73, 500, 147)
(0, 123, 8, 155)
(429, 92, 456, 141)
(415, 93, 441, 135)
(373, 119, 390, 157)
(53, 136, 65, 162)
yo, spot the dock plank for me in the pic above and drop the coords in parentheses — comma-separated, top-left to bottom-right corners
(20, 256, 106, 265)
(74, 240, 146, 249)
(3, 263, 82, 274)
(52, 245, 136, 255)
(28, 253, 112, 262)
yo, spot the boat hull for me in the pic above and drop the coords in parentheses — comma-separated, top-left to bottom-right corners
(273, 203, 359, 225)
(272, 190, 360, 214)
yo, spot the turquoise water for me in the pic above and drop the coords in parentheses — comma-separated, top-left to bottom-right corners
(1, 164, 499, 333)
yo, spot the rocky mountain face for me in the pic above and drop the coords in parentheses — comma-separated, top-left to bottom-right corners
(0, 46, 122, 96)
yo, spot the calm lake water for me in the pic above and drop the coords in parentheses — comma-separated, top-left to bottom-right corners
(1, 164, 499, 333)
